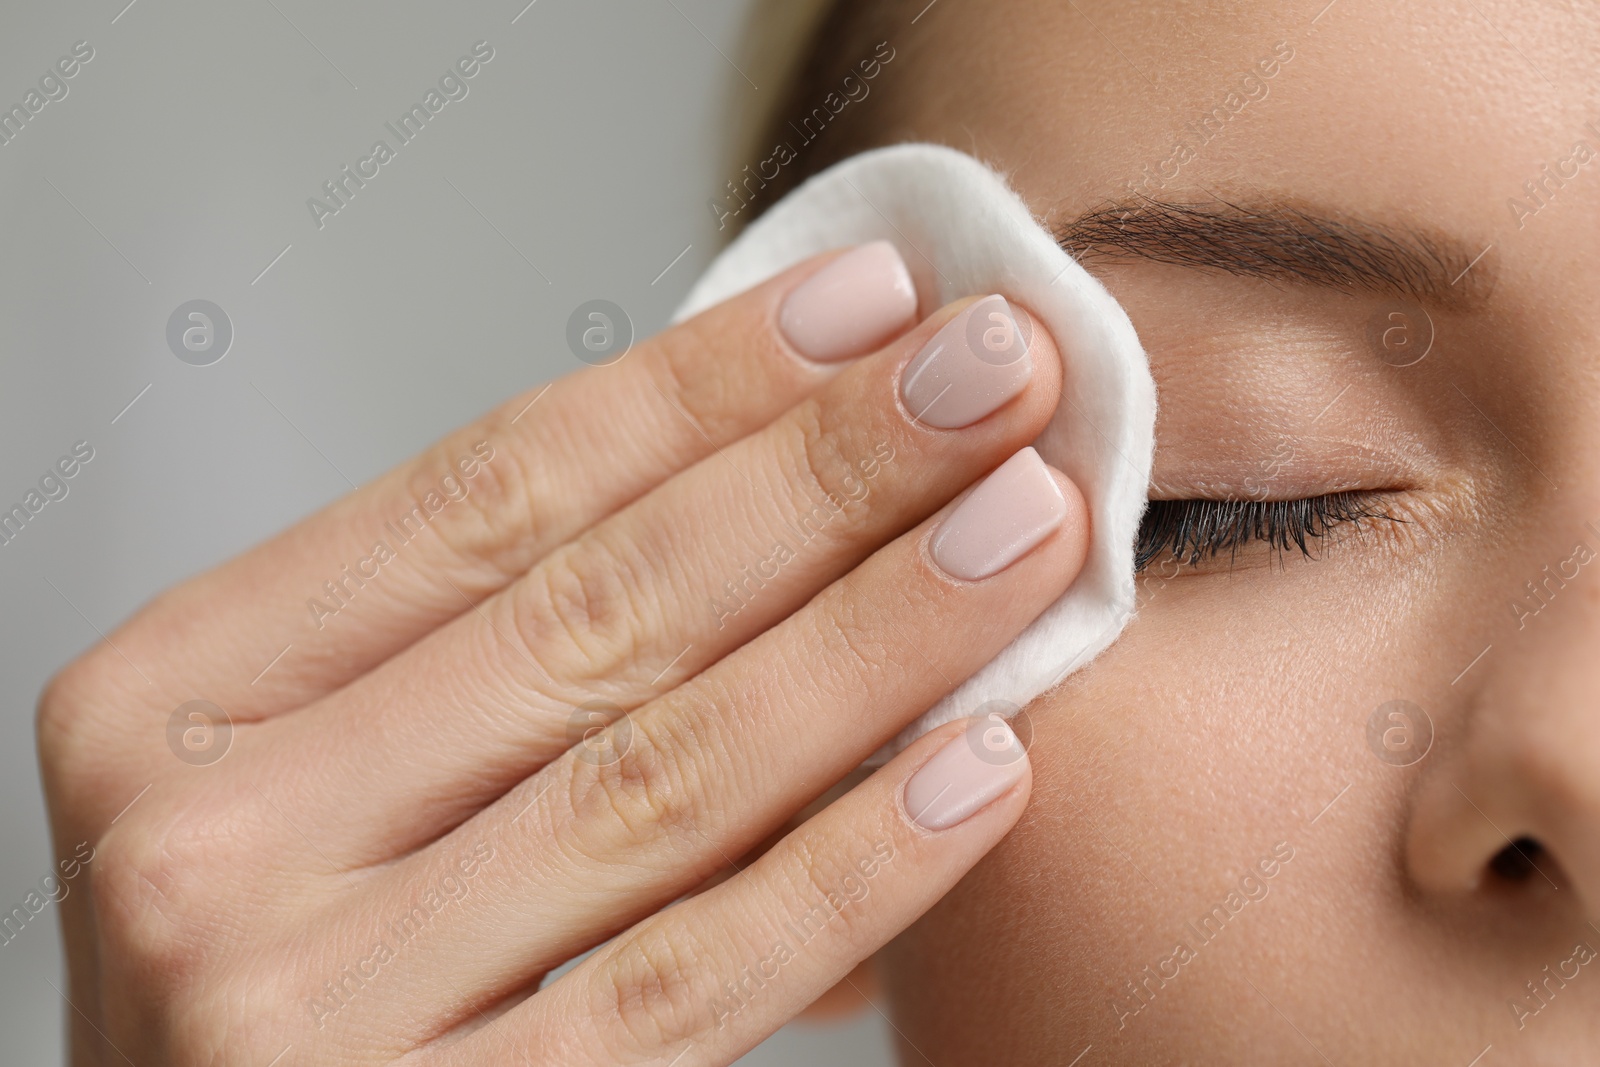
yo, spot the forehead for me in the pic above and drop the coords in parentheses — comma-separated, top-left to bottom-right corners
(894, 0, 1599, 238)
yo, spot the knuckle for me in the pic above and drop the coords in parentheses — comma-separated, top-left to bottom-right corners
(652, 317, 748, 445)
(781, 403, 873, 547)
(517, 535, 652, 687)
(566, 710, 712, 857)
(784, 829, 881, 947)
(36, 647, 134, 784)
(816, 589, 895, 689)
(600, 921, 718, 1051)
(91, 821, 214, 989)
(93, 810, 317, 1049)
(447, 438, 540, 562)
(399, 436, 540, 583)
(36, 654, 104, 770)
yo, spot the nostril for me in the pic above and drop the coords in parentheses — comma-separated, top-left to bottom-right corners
(1488, 837, 1547, 883)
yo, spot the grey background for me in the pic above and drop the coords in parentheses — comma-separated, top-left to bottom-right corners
(0, 0, 893, 1062)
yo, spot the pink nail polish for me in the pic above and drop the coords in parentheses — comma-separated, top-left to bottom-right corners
(778, 241, 918, 363)
(930, 448, 1067, 581)
(899, 295, 1032, 429)
(904, 716, 1029, 831)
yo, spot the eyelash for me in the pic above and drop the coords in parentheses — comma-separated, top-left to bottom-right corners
(1134, 492, 1399, 571)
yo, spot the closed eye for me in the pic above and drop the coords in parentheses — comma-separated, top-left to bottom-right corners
(1134, 492, 1403, 571)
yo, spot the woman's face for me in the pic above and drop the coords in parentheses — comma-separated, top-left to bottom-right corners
(871, 0, 1600, 1060)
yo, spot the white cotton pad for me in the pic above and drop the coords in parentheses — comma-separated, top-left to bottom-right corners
(673, 143, 1156, 760)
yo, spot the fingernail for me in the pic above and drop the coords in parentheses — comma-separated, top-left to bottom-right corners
(899, 295, 1032, 429)
(930, 448, 1067, 581)
(778, 241, 918, 363)
(904, 717, 1029, 831)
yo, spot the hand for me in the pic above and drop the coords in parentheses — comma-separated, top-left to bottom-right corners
(38, 242, 1088, 1066)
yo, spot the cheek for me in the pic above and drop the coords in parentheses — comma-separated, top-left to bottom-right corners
(884, 548, 1483, 1061)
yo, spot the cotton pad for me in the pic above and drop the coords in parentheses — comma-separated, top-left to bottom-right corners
(674, 143, 1156, 760)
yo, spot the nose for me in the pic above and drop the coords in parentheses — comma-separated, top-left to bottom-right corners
(1406, 535, 1600, 915)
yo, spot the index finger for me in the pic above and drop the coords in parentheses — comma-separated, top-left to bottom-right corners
(52, 244, 918, 739)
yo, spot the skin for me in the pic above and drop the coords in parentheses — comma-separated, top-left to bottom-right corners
(35, 1, 1600, 1064)
(37, 256, 1088, 1063)
(861, 0, 1600, 1063)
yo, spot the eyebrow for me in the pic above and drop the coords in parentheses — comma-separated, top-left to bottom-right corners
(1054, 197, 1490, 306)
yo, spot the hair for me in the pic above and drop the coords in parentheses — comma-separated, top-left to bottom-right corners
(726, 0, 921, 234)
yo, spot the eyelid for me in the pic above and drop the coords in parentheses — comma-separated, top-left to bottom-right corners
(1150, 435, 1424, 503)
(1149, 475, 1405, 503)
(1134, 491, 1403, 572)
